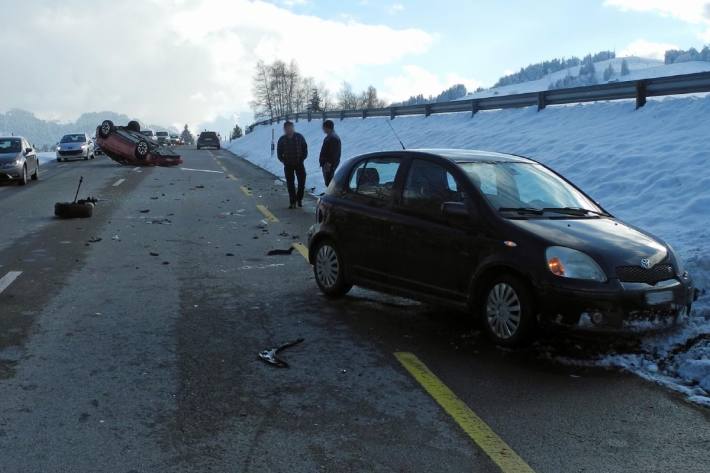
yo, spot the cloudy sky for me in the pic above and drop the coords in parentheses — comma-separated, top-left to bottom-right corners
(1, 0, 709, 131)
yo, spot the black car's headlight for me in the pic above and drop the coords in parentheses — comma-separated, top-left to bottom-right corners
(546, 246, 607, 282)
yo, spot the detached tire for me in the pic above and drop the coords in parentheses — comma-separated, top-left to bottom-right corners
(55, 202, 94, 219)
(313, 239, 352, 298)
(479, 274, 536, 347)
(99, 120, 114, 138)
(135, 140, 149, 160)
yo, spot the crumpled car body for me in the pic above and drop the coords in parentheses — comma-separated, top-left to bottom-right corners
(96, 120, 182, 167)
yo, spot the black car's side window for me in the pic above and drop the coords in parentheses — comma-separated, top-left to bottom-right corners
(349, 158, 401, 200)
(402, 159, 464, 219)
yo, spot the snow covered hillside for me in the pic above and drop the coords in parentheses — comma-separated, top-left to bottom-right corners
(230, 95, 710, 404)
(461, 57, 710, 100)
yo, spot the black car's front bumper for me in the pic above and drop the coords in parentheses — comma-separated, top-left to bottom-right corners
(536, 274, 697, 332)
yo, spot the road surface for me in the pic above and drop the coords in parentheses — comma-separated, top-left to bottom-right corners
(0, 148, 707, 472)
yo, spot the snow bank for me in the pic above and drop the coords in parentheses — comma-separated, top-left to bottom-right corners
(230, 95, 710, 404)
(38, 152, 56, 165)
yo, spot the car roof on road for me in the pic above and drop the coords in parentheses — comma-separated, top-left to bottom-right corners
(409, 148, 535, 163)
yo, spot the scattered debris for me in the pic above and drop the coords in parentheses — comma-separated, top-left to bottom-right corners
(146, 218, 172, 225)
(267, 247, 295, 256)
(88, 237, 102, 243)
(139, 209, 150, 214)
(258, 338, 304, 368)
(111, 235, 121, 241)
(150, 252, 159, 257)
(226, 253, 235, 257)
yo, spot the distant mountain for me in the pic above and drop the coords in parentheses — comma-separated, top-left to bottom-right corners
(0, 109, 175, 150)
(459, 56, 710, 101)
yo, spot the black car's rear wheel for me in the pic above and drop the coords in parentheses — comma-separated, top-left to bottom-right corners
(480, 274, 535, 346)
(135, 140, 149, 160)
(313, 239, 352, 298)
(99, 120, 114, 138)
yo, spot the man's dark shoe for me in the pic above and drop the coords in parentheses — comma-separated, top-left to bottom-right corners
(288, 203, 295, 209)
(297, 201, 303, 208)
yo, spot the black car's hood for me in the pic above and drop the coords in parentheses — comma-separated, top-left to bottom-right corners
(507, 217, 667, 268)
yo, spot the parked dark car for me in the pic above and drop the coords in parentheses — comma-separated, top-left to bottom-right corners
(0, 136, 39, 185)
(196, 131, 220, 150)
(307, 149, 698, 346)
(96, 120, 182, 167)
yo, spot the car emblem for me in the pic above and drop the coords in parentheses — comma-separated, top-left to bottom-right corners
(640, 258, 652, 269)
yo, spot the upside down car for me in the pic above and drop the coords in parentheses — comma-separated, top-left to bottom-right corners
(96, 120, 182, 167)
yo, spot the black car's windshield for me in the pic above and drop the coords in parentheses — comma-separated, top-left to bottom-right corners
(458, 161, 603, 216)
(60, 134, 86, 143)
(201, 132, 217, 139)
(0, 138, 21, 153)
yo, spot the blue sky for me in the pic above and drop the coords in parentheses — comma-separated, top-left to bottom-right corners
(272, 0, 709, 94)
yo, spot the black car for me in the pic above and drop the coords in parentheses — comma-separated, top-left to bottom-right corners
(307, 149, 697, 346)
(196, 131, 220, 150)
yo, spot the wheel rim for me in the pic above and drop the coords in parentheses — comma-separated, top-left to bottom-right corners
(486, 283, 522, 339)
(101, 122, 111, 136)
(315, 245, 339, 289)
(137, 142, 148, 156)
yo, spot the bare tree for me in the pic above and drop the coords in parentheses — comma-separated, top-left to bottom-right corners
(337, 82, 360, 110)
(359, 85, 386, 109)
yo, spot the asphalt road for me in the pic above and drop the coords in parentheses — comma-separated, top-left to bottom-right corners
(0, 148, 707, 473)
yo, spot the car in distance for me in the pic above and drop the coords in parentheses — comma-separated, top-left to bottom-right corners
(196, 131, 220, 150)
(307, 149, 698, 346)
(56, 133, 95, 162)
(0, 136, 39, 185)
(156, 131, 171, 146)
(140, 129, 158, 142)
(96, 120, 182, 167)
(170, 133, 181, 146)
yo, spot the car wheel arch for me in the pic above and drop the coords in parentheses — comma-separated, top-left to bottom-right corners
(468, 263, 537, 311)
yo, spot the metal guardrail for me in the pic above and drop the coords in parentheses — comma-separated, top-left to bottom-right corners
(246, 71, 710, 133)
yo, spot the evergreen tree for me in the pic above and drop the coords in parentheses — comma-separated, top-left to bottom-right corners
(620, 59, 630, 76)
(230, 124, 243, 140)
(309, 88, 322, 112)
(603, 63, 615, 81)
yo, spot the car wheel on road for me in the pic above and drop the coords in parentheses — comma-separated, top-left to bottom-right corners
(18, 165, 28, 186)
(480, 274, 535, 347)
(99, 120, 115, 138)
(313, 239, 352, 298)
(31, 163, 39, 181)
(135, 140, 149, 160)
(57, 157, 62, 162)
(54, 202, 93, 219)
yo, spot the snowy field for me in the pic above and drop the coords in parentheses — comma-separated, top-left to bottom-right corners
(229, 95, 710, 405)
(38, 152, 56, 165)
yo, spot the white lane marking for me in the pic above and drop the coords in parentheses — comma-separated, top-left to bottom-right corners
(113, 178, 126, 187)
(0, 271, 22, 295)
(180, 167, 224, 174)
(132, 167, 141, 172)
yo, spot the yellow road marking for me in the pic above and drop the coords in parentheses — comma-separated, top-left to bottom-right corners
(292, 242, 309, 261)
(240, 185, 253, 197)
(256, 204, 279, 223)
(395, 352, 535, 473)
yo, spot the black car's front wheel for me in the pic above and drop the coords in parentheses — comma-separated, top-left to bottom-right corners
(480, 275, 535, 346)
(313, 239, 352, 298)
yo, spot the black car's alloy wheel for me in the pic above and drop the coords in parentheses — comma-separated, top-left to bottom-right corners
(481, 275, 535, 346)
(313, 240, 352, 298)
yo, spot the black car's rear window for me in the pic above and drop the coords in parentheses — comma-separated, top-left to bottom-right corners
(200, 132, 217, 139)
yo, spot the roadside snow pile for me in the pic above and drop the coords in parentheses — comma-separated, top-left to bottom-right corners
(230, 95, 710, 404)
(38, 152, 55, 165)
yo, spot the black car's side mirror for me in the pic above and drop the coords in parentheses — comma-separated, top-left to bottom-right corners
(24, 148, 33, 155)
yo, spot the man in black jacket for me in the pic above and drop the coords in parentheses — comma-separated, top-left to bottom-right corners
(319, 120, 341, 187)
(277, 121, 308, 208)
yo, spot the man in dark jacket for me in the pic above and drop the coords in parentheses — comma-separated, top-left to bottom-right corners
(319, 120, 341, 187)
(277, 121, 308, 208)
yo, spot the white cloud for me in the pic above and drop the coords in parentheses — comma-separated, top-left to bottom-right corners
(0, 0, 432, 128)
(382, 65, 480, 102)
(619, 39, 680, 60)
(388, 3, 405, 14)
(605, 0, 710, 40)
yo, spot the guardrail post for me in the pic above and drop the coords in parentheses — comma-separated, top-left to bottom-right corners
(307, 111, 312, 122)
(340, 110, 345, 121)
(295, 113, 299, 123)
(362, 109, 368, 119)
(269, 118, 273, 125)
(425, 104, 432, 117)
(537, 92, 546, 111)
(321, 112, 326, 121)
(635, 80, 647, 109)
(390, 108, 396, 120)
(471, 101, 479, 117)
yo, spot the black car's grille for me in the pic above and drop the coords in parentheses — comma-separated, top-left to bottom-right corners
(59, 150, 83, 156)
(616, 264, 675, 284)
